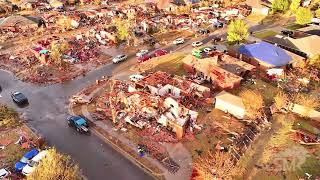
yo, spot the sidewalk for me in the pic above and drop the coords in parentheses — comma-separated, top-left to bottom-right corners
(77, 104, 193, 180)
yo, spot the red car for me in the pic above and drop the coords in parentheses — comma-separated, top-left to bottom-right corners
(137, 54, 151, 63)
(154, 49, 168, 57)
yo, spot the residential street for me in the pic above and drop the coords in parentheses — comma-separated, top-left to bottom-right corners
(0, 16, 290, 179)
(0, 32, 218, 179)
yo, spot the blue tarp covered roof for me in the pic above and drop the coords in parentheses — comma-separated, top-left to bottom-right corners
(238, 42, 292, 67)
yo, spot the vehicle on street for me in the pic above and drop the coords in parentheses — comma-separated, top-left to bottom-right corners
(129, 74, 144, 82)
(137, 54, 151, 63)
(203, 47, 212, 53)
(67, 116, 89, 133)
(173, 38, 185, 45)
(15, 149, 39, 172)
(136, 50, 149, 57)
(22, 150, 48, 176)
(154, 49, 168, 57)
(192, 41, 203, 47)
(112, 55, 128, 63)
(0, 168, 11, 179)
(11, 92, 28, 105)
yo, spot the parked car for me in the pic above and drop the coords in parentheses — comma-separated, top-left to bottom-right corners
(112, 55, 128, 63)
(213, 21, 223, 28)
(281, 30, 294, 37)
(129, 74, 144, 82)
(173, 38, 185, 45)
(137, 54, 151, 63)
(198, 29, 210, 34)
(0, 168, 11, 179)
(154, 49, 168, 57)
(203, 47, 212, 53)
(136, 50, 149, 57)
(192, 49, 205, 58)
(192, 41, 203, 47)
(67, 116, 89, 133)
(11, 92, 28, 105)
(22, 150, 48, 176)
(15, 149, 39, 172)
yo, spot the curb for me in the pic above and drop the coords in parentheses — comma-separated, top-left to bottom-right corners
(68, 103, 165, 180)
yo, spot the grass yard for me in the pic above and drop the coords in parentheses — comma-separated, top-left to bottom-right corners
(253, 30, 278, 39)
(229, 78, 279, 106)
(246, 13, 267, 23)
(131, 52, 187, 75)
(285, 23, 306, 30)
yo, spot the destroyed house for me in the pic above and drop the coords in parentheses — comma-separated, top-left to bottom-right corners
(109, 82, 198, 139)
(183, 54, 253, 89)
(135, 71, 210, 98)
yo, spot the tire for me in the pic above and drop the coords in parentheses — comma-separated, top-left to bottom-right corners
(76, 128, 80, 132)
(67, 121, 71, 126)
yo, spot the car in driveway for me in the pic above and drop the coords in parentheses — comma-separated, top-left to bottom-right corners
(67, 116, 89, 133)
(112, 55, 128, 63)
(11, 92, 28, 105)
(154, 49, 168, 57)
(137, 54, 151, 63)
(192, 49, 205, 58)
(173, 38, 185, 45)
(0, 168, 11, 179)
(192, 41, 203, 47)
(22, 150, 48, 176)
(15, 149, 39, 172)
(136, 50, 149, 57)
(129, 74, 144, 82)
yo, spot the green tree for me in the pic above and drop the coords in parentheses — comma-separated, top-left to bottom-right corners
(227, 19, 249, 44)
(272, 0, 290, 13)
(316, 8, 320, 18)
(113, 18, 129, 42)
(27, 148, 81, 180)
(295, 7, 312, 25)
(290, 0, 301, 13)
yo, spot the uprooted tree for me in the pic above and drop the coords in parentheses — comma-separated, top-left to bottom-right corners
(194, 150, 242, 179)
(240, 90, 264, 119)
(50, 40, 69, 67)
(294, 94, 320, 117)
(0, 104, 19, 128)
(227, 19, 249, 44)
(27, 148, 82, 180)
(274, 91, 289, 110)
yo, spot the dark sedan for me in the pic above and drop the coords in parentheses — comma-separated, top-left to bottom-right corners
(11, 92, 28, 105)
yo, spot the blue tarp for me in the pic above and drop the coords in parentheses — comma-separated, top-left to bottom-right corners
(238, 42, 292, 67)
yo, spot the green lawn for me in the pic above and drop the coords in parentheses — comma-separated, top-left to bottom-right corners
(285, 24, 306, 30)
(253, 30, 278, 39)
